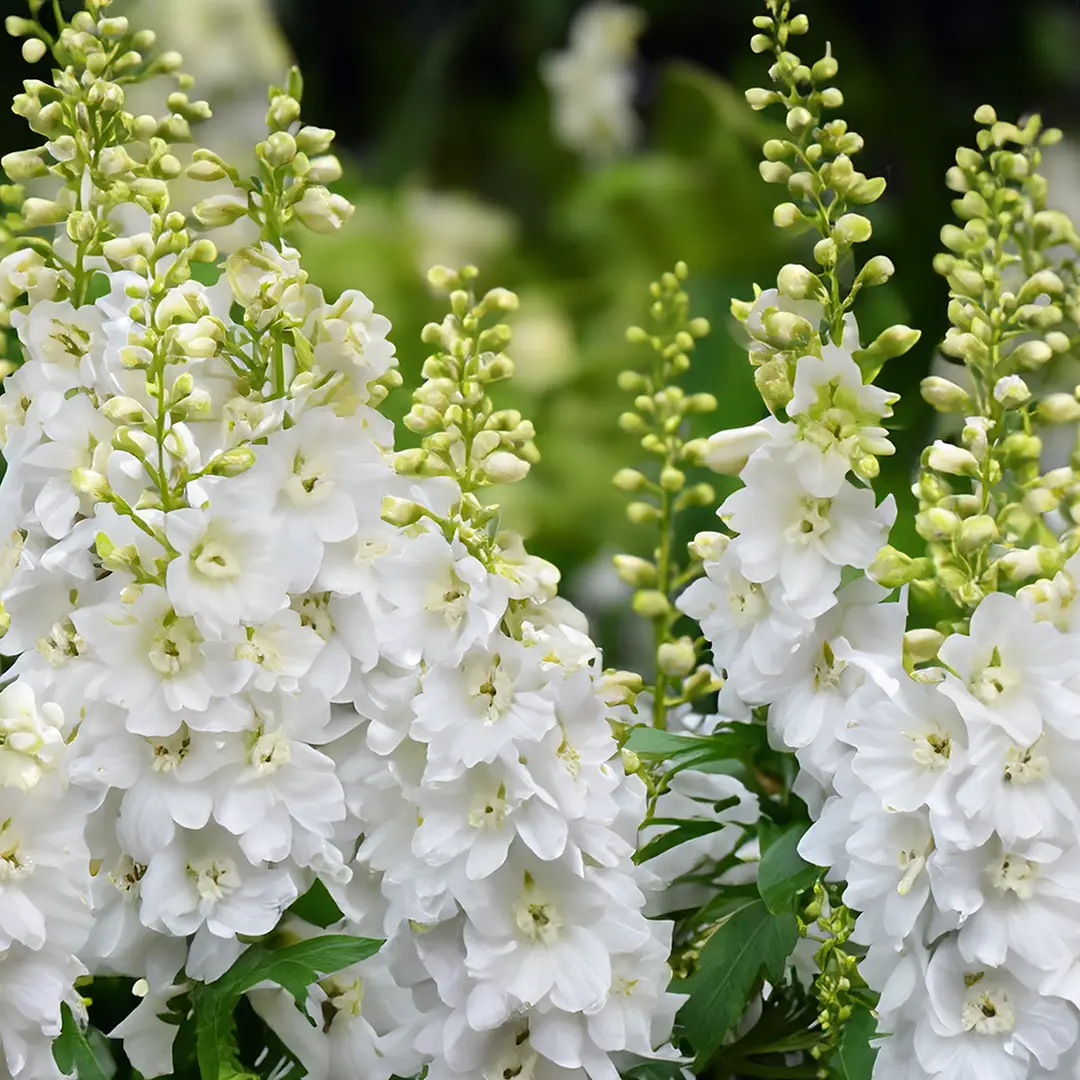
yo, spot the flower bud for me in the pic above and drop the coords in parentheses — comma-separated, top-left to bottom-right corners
(208, 446, 256, 477)
(306, 154, 343, 183)
(658, 639, 696, 677)
(856, 255, 894, 288)
(920, 376, 970, 413)
(903, 628, 944, 664)
(832, 213, 872, 245)
(632, 589, 671, 619)
(626, 501, 660, 525)
(613, 468, 647, 493)
(262, 131, 297, 167)
(1, 148, 46, 181)
(292, 185, 353, 233)
(956, 514, 999, 554)
(1011, 339, 1054, 370)
(21, 197, 65, 228)
(776, 263, 822, 301)
(915, 508, 961, 541)
(702, 423, 771, 475)
(992, 374, 1031, 408)
(21, 38, 46, 63)
(382, 496, 425, 527)
(689, 531, 728, 563)
(103, 396, 149, 424)
(869, 545, 926, 588)
(482, 451, 529, 484)
(1038, 393, 1080, 424)
(613, 555, 656, 588)
(296, 126, 335, 155)
(187, 159, 227, 182)
(266, 94, 301, 131)
(193, 194, 248, 228)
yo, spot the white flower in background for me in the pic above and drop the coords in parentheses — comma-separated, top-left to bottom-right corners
(541, 2, 645, 162)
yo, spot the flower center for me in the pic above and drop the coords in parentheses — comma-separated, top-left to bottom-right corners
(466, 655, 513, 722)
(294, 594, 334, 639)
(150, 730, 190, 773)
(328, 977, 364, 1017)
(0, 837, 32, 882)
(46, 320, 91, 364)
(991, 854, 1038, 900)
(727, 573, 766, 626)
(1003, 743, 1048, 785)
(192, 538, 241, 581)
(468, 785, 509, 830)
(785, 496, 832, 546)
(36, 618, 82, 667)
(896, 844, 928, 896)
(813, 639, 846, 692)
(911, 731, 951, 770)
(109, 855, 146, 897)
(961, 982, 1015, 1036)
(971, 651, 1020, 705)
(351, 535, 389, 568)
(284, 453, 334, 507)
(250, 728, 292, 777)
(148, 616, 201, 677)
(513, 874, 563, 946)
(188, 856, 241, 903)
(426, 568, 469, 627)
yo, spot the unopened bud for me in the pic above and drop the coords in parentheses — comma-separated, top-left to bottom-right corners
(382, 496, 425, 527)
(658, 639, 696, 677)
(208, 446, 256, 477)
(903, 628, 944, 664)
(993, 375, 1031, 408)
(957, 514, 999, 554)
(613, 554, 656, 588)
(632, 589, 671, 619)
(1038, 393, 1080, 424)
(613, 468, 648, 493)
(921, 376, 970, 413)
(776, 263, 822, 300)
(702, 423, 771, 475)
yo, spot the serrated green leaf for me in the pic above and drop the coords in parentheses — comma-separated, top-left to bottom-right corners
(758, 822, 821, 914)
(829, 1006, 880, 1080)
(675, 898, 799, 1069)
(52, 1003, 109, 1080)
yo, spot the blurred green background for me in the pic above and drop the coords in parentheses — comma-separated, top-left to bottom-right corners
(3, 0, 1080, 667)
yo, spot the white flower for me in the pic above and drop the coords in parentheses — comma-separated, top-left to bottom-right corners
(377, 530, 509, 667)
(0, 682, 65, 792)
(540, 2, 644, 162)
(786, 345, 898, 494)
(411, 636, 557, 782)
(915, 938, 1077, 1078)
(165, 494, 292, 632)
(139, 824, 296, 942)
(938, 591, 1076, 746)
(929, 837, 1080, 971)
(845, 676, 966, 814)
(721, 445, 895, 607)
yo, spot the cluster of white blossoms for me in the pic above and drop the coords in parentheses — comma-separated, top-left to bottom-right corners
(679, 286, 901, 806)
(689, 287, 1080, 1078)
(0, 4, 682, 1076)
(0, 207, 680, 1080)
(540, 0, 645, 163)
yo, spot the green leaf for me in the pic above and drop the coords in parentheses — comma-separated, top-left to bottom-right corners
(287, 879, 344, 929)
(192, 934, 383, 1079)
(625, 723, 766, 774)
(829, 1006, 880, 1080)
(757, 822, 821, 914)
(52, 1003, 109, 1080)
(675, 898, 799, 1069)
(634, 813, 738, 864)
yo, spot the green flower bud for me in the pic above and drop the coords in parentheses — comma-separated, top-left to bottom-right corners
(613, 554, 657, 588)
(921, 376, 971, 412)
(626, 501, 660, 525)
(777, 262, 823, 301)
(658, 639, 696, 677)
(904, 628, 945, 664)
(831, 212, 873, 245)
(957, 514, 999, 554)
(382, 496, 425, 527)
(856, 255, 894, 288)
(926, 441, 979, 477)
(1038, 393, 1080, 424)
(993, 375, 1031, 408)
(632, 589, 670, 619)
(193, 194, 248, 227)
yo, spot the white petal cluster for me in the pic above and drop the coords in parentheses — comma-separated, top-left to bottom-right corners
(690, 309, 1080, 1078)
(540, 1, 645, 163)
(800, 581, 1080, 1079)
(0, 237, 677, 1077)
(680, 340, 898, 804)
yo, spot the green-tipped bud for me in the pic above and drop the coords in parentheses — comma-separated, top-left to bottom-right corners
(1038, 393, 1080, 424)
(926, 440, 979, 477)
(776, 262, 823, 301)
(1011, 340, 1054, 370)
(957, 514, 999, 554)
(613, 468, 648, 493)
(658, 639, 696, 677)
(208, 446, 256, 477)
(856, 255, 894, 288)
(613, 555, 657, 588)
(904, 628, 945, 665)
(632, 589, 671, 619)
(993, 375, 1031, 409)
(832, 213, 872, 245)
(382, 496, 425, 527)
(921, 376, 971, 413)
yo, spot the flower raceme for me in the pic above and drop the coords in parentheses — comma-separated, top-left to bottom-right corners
(0, 3, 681, 1079)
